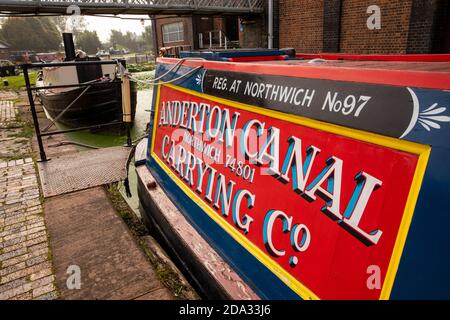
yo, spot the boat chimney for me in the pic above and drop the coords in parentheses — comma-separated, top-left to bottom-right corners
(63, 33, 76, 61)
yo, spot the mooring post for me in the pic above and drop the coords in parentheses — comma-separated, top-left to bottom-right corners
(120, 59, 132, 147)
(122, 76, 132, 147)
(23, 64, 47, 162)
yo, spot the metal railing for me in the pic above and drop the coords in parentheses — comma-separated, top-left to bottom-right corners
(0, 0, 264, 14)
(199, 30, 226, 49)
(199, 30, 240, 50)
(23, 59, 131, 162)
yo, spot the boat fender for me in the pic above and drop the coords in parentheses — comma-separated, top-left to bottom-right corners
(123, 143, 137, 198)
(123, 177, 132, 198)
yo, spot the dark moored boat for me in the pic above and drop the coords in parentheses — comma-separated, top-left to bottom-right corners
(39, 76, 136, 128)
(37, 33, 136, 129)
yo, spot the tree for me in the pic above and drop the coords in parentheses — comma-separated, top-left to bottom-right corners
(76, 30, 102, 54)
(109, 30, 141, 52)
(0, 17, 61, 52)
(109, 29, 125, 49)
(140, 25, 153, 52)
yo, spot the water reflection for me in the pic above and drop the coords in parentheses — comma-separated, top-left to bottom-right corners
(51, 89, 153, 215)
(53, 89, 153, 147)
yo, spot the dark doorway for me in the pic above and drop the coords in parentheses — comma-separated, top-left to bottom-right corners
(432, 0, 450, 53)
(225, 16, 239, 41)
(193, 16, 214, 49)
(440, 10, 450, 53)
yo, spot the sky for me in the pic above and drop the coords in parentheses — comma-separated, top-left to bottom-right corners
(82, 15, 151, 42)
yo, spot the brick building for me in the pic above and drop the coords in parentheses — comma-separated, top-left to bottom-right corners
(152, 15, 243, 56)
(152, 0, 449, 55)
(277, 0, 450, 54)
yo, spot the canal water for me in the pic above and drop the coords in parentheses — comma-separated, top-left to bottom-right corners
(52, 88, 153, 216)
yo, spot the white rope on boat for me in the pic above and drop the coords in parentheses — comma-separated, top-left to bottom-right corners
(307, 58, 327, 64)
(115, 58, 204, 86)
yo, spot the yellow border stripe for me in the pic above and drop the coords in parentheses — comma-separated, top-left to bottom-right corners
(150, 83, 430, 300)
(380, 146, 430, 299)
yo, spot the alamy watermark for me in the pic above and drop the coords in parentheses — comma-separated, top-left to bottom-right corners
(66, 265, 81, 290)
(366, 265, 381, 290)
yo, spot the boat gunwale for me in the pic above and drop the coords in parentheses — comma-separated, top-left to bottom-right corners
(158, 56, 450, 90)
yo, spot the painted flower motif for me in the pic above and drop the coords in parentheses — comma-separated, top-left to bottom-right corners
(195, 73, 203, 86)
(417, 103, 450, 132)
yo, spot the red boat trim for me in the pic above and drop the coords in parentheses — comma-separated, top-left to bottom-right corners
(226, 55, 288, 62)
(296, 53, 450, 62)
(158, 57, 450, 90)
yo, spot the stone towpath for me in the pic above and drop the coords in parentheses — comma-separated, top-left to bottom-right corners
(44, 187, 173, 299)
(30, 97, 174, 300)
(1, 94, 179, 300)
(0, 99, 58, 300)
(1, 95, 178, 300)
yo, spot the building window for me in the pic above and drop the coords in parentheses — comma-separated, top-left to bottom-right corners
(162, 22, 184, 44)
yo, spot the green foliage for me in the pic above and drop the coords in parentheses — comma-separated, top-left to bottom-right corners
(76, 30, 102, 54)
(0, 17, 61, 52)
(110, 30, 137, 52)
(109, 28, 152, 53)
(142, 25, 153, 51)
(131, 71, 155, 90)
(127, 63, 155, 73)
(0, 72, 36, 90)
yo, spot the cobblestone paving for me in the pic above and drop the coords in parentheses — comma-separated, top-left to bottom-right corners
(0, 129, 30, 160)
(0, 101, 18, 123)
(0, 100, 58, 300)
(0, 100, 30, 160)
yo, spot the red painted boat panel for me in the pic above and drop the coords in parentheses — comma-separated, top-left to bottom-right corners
(149, 84, 428, 299)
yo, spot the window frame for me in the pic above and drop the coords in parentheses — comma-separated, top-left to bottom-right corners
(162, 22, 184, 44)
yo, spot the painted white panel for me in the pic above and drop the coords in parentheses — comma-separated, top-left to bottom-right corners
(43, 66, 78, 88)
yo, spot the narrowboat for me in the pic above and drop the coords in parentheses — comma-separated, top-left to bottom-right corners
(135, 49, 450, 300)
(37, 33, 136, 129)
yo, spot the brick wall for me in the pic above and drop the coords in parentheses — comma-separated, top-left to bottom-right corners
(272, 0, 280, 48)
(407, 0, 449, 53)
(433, 0, 450, 53)
(151, 1, 447, 54)
(277, 0, 449, 54)
(340, 0, 412, 54)
(407, 0, 438, 53)
(279, 0, 324, 52)
(323, 0, 342, 52)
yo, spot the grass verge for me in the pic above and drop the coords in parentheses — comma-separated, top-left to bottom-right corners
(0, 72, 37, 90)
